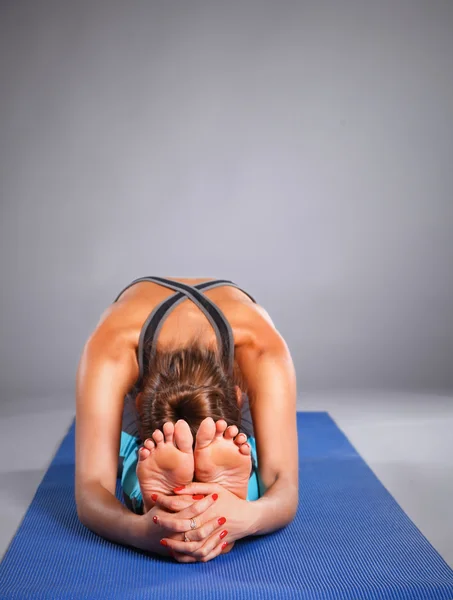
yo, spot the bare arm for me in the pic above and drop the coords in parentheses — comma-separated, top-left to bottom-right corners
(75, 325, 160, 552)
(238, 317, 299, 534)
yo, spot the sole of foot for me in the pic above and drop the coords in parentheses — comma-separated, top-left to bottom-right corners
(194, 417, 252, 500)
(136, 420, 194, 512)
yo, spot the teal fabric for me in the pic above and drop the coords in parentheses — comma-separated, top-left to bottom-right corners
(119, 431, 262, 508)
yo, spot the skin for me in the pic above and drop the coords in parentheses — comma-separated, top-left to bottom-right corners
(136, 414, 253, 512)
(135, 414, 254, 561)
(75, 276, 298, 561)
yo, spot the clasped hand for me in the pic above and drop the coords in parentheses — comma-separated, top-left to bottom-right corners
(147, 483, 255, 563)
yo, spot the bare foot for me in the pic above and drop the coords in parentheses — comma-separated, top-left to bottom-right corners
(136, 420, 194, 513)
(194, 418, 252, 500)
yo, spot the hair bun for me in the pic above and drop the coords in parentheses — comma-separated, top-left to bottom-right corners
(138, 345, 242, 440)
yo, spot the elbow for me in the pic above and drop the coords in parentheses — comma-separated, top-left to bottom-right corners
(75, 482, 93, 529)
(279, 487, 298, 526)
(279, 476, 299, 525)
(287, 496, 299, 524)
(76, 497, 90, 528)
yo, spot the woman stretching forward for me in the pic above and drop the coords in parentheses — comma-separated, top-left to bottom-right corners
(75, 276, 298, 562)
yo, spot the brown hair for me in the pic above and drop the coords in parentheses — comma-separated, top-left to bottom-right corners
(137, 342, 246, 443)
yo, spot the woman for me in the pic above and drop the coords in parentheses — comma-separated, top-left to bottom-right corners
(75, 275, 298, 563)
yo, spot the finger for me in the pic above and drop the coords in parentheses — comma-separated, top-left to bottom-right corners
(190, 528, 229, 561)
(153, 513, 195, 533)
(163, 527, 228, 560)
(152, 494, 195, 512)
(161, 515, 227, 553)
(200, 540, 233, 563)
(188, 516, 227, 543)
(170, 550, 197, 563)
(172, 483, 222, 497)
(176, 492, 219, 519)
(153, 494, 218, 533)
(196, 530, 228, 561)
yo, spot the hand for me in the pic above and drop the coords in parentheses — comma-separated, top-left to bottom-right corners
(147, 493, 203, 513)
(159, 483, 256, 563)
(144, 491, 221, 558)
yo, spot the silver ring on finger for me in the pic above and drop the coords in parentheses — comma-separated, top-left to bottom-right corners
(184, 533, 190, 543)
(189, 518, 197, 530)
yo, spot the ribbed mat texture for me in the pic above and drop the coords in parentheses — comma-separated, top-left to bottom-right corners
(1, 412, 453, 599)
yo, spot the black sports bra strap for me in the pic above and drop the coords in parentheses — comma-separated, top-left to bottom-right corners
(113, 277, 257, 305)
(144, 276, 234, 374)
(136, 279, 232, 383)
(113, 276, 257, 383)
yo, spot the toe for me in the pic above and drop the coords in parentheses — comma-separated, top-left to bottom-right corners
(239, 443, 251, 456)
(215, 419, 228, 437)
(138, 446, 151, 461)
(195, 417, 216, 450)
(144, 438, 155, 451)
(234, 433, 247, 446)
(152, 429, 164, 446)
(174, 420, 194, 454)
(163, 421, 175, 444)
(224, 425, 239, 440)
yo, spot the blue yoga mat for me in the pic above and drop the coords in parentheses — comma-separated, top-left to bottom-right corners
(1, 412, 453, 599)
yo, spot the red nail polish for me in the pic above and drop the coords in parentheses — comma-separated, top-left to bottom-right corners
(152, 516, 158, 524)
(173, 486, 185, 492)
(218, 517, 226, 526)
(219, 530, 228, 539)
(212, 493, 218, 501)
(192, 494, 204, 500)
(151, 494, 157, 502)
(221, 542, 228, 550)
(160, 539, 168, 546)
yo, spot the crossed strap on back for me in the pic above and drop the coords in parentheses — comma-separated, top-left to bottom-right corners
(113, 276, 256, 384)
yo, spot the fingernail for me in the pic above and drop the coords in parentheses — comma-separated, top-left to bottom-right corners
(173, 486, 185, 492)
(152, 516, 158, 524)
(219, 530, 228, 539)
(192, 494, 204, 500)
(151, 494, 158, 502)
(221, 541, 228, 550)
(218, 517, 226, 526)
(212, 493, 218, 501)
(160, 539, 168, 546)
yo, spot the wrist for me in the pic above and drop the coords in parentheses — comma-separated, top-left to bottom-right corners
(129, 509, 161, 553)
(244, 496, 271, 536)
(242, 497, 262, 537)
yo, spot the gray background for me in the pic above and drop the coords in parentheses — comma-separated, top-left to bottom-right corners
(1, 0, 453, 404)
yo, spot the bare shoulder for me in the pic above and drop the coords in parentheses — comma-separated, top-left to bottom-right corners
(233, 302, 295, 402)
(76, 304, 140, 397)
(233, 301, 290, 356)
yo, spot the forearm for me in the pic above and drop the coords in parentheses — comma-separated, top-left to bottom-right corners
(249, 473, 298, 536)
(76, 481, 157, 553)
